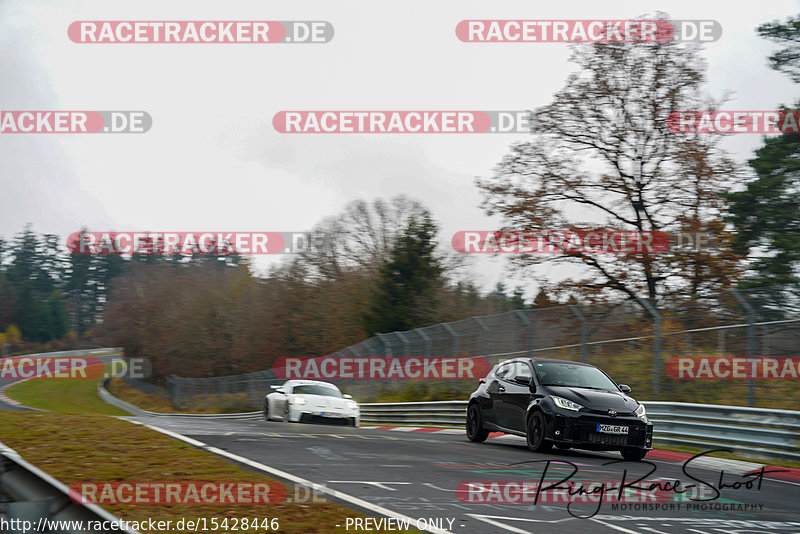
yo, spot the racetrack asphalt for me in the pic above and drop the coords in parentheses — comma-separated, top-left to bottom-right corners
(128, 416, 800, 534)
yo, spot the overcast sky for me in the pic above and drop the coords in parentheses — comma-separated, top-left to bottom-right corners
(1, 0, 798, 297)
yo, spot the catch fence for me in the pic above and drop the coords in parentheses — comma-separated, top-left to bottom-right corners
(124, 286, 800, 411)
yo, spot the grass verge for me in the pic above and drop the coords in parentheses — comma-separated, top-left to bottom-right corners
(6, 376, 128, 415)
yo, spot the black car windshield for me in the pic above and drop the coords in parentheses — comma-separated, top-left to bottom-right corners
(292, 385, 342, 397)
(535, 362, 619, 391)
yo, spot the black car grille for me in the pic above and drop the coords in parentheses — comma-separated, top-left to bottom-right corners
(584, 408, 635, 417)
(586, 431, 629, 446)
(299, 413, 352, 426)
(554, 415, 648, 447)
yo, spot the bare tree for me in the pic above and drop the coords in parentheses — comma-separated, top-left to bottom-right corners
(477, 30, 742, 305)
(298, 195, 430, 280)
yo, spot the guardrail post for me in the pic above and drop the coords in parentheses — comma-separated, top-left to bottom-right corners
(417, 328, 432, 357)
(515, 310, 533, 358)
(443, 323, 459, 357)
(473, 317, 490, 357)
(636, 298, 662, 397)
(397, 331, 411, 357)
(375, 333, 392, 357)
(167, 375, 181, 408)
(568, 305, 588, 363)
(731, 290, 757, 407)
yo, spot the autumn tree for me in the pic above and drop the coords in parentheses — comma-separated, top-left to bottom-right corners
(477, 25, 742, 306)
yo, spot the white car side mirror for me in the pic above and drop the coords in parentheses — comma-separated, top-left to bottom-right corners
(343, 394, 353, 399)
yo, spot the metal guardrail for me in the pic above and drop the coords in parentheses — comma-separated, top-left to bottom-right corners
(0, 441, 140, 534)
(98, 381, 262, 420)
(360, 401, 467, 427)
(98, 383, 800, 463)
(359, 400, 800, 462)
(2, 348, 123, 359)
(642, 401, 800, 462)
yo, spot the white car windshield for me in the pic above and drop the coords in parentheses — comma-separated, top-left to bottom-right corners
(292, 385, 342, 397)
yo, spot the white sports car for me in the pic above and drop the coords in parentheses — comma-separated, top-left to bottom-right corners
(263, 380, 360, 427)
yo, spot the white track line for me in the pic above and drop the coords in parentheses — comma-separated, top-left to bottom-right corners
(131, 421, 453, 534)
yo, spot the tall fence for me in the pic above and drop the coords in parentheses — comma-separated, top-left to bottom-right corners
(127, 285, 800, 411)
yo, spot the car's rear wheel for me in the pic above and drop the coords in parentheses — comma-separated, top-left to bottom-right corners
(526, 411, 552, 452)
(621, 448, 648, 461)
(263, 401, 270, 421)
(466, 403, 489, 443)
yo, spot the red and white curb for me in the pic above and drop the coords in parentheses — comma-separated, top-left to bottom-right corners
(0, 377, 32, 406)
(363, 426, 464, 435)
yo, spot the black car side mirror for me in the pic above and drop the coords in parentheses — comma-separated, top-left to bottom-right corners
(513, 375, 533, 386)
(618, 384, 632, 394)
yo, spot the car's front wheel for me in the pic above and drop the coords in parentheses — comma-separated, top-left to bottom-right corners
(263, 401, 270, 421)
(526, 411, 552, 452)
(621, 448, 648, 461)
(466, 403, 489, 443)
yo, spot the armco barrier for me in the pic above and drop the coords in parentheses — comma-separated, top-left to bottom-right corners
(98, 380, 262, 420)
(98, 384, 800, 463)
(359, 401, 467, 427)
(642, 401, 800, 462)
(0, 441, 140, 534)
(358, 400, 800, 462)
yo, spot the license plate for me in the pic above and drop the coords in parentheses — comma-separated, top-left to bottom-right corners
(596, 424, 629, 434)
(320, 412, 341, 418)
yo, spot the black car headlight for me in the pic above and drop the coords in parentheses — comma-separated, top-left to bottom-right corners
(634, 404, 646, 418)
(552, 396, 583, 412)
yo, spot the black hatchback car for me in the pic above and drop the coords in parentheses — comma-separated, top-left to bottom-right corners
(466, 358, 653, 460)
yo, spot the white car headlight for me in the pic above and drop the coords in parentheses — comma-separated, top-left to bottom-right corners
(552, 396, 583, 411)
(635, 404, 646, 418)
(347, 401, 358, 411)
(290, 396, 306, 405)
